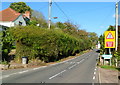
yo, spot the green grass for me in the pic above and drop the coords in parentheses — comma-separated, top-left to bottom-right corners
(100, 65, 118, 71)
(0, 61, 9, 65)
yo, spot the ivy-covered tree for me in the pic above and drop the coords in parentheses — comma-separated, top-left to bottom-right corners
(2, 26, 15, 62)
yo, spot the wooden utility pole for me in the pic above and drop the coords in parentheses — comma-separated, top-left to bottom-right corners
(116, 2, 118, 51)
(48, 0, 52, 29)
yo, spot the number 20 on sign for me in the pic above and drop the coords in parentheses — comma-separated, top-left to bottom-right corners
(104, 31, 115, 48)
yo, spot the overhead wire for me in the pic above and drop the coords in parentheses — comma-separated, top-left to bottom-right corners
(51, 1, 115, 31)
(52, 0, 71, 21)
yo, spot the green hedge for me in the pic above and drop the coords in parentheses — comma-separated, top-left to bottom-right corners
(10, 26, 91, 62)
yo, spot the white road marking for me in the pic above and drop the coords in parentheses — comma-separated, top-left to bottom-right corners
(2, 66, 47, 79)
(0, 75, 10, 79)
(93, 76, 95, 80)
(49, 70, 66, 79)
(80, 59, 84, 62)
(18, 70, 28, 74)
(18, 72, 23, 74)
(66, 61, 83, 64)
(94, 69, 96, 71)
(1, 52, 88, 80)
(3, 75, 10, 78)
(94, 72, 96, 75)
(9, 72, 18, 75)
(68, 64, 77, 69)
(33, 68, 40, 70)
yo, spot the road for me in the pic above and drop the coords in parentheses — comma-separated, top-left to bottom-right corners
(2, 50, 99, 84)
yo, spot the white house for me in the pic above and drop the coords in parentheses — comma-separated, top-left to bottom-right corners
(0, 8, 26, 27)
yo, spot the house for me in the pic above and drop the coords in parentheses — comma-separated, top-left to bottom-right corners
(0, 8, 27, 27)
(23, 11, 31, 25)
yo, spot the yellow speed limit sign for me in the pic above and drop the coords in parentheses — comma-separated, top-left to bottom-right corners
(104, 31, 115, 48)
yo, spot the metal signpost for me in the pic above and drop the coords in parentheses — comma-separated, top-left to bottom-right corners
(102, 54, 112, 66)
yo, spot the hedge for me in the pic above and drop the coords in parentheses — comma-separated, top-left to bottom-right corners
(10, 26, 91, 62)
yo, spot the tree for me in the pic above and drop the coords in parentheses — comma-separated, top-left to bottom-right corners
(107, 25, 115, 31)
(30, 10, 48, 28)
(88, 32, 98, 48)
(98, 34, 105, 54)
(56, 22, 66, 29)
(2, 26, 15, 62)
(9, 2, 32, 13)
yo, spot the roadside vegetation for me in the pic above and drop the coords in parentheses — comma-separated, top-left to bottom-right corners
(100, 65, 119, 71)
(1, 2, 98, 66)
(98, 25, 120, 68)
(8, 25, 93, 63)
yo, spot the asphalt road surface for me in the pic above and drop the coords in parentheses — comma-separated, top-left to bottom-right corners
(1, 49, 99, 83)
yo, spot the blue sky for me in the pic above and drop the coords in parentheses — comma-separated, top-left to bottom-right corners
(1, 2, 116, 36)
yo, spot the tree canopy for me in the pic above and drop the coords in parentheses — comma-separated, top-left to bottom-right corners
(9, 2, 32, 13)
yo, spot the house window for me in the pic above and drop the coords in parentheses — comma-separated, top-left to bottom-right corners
(19, 21, 22, 26)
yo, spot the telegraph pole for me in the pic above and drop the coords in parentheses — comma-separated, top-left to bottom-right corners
(115, 2, 118, 67)
(115, 2, 118, 51)
(48, 0, 52, 29)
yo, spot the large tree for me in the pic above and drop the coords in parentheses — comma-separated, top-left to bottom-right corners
(107, 25, 115, 31)
(9, 2, 31, 13)
(88, 32, 98, 48)
(30, 10, 48, 28)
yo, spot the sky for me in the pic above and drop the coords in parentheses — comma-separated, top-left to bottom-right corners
(1, 1, 117, 36)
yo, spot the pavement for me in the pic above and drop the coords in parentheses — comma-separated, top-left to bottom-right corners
(1, 50, 99, 84)
(98, 67, 118, 83)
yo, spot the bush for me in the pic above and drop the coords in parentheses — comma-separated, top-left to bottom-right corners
(10, 26, 91, 62)
(114, 51, 120, 61)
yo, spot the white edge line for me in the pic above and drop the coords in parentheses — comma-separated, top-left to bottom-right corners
(33, 68, 39, 70)
(18, 70, 29, 74)
(93, 76, 95, 80)
(1, 75, 10, 79)
(94, 72, 96, 75)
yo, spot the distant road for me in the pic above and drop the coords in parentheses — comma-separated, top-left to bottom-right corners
(2, 50, 99, 83)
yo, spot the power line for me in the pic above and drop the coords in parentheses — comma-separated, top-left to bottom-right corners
(52, 0, 70, 20)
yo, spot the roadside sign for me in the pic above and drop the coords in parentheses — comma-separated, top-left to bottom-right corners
(106, 32, 114, 39)
(105, 31, 115, 48)
(102, 54, 112, 59)
(106, 41, 113, 47)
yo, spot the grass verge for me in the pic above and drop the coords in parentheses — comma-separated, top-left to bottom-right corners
(100, 65, 119, 71)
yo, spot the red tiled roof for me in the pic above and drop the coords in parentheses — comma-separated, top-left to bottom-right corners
(0, 8, 21, 21)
